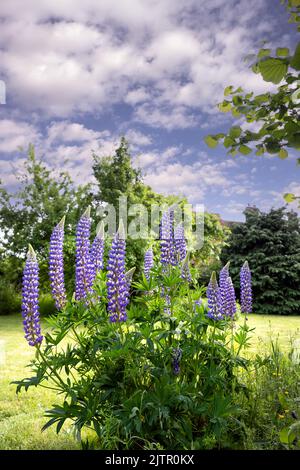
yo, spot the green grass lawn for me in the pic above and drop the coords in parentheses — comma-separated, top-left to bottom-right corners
(0, 315, 80, 450)
(240, 314, 300, 352)
(1, 313, 300, 450)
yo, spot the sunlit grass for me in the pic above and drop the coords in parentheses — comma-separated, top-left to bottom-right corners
(0, 315, 80, 450)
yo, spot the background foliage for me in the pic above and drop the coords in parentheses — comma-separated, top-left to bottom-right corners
(221, 206, 300, 315)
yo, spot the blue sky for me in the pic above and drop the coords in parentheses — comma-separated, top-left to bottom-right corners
(0, 0, 299, 221)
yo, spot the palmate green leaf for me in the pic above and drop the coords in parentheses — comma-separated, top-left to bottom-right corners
(259, 58, 288, 84)
(204, 135, 219, 148)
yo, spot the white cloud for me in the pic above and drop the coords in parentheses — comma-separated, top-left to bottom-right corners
(125, 129, 152, 147)
(46, 121, 109, 144)
(0, 119, 40, 152)
(0, 0, 282, 126)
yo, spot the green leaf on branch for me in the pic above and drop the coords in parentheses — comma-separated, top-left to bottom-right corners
(224, 136, 236, 148)
(284, 193, 296, 203)
(259, 58, 288, 84)
(255, 147, 265, 156)
(224, 85, 233, 96)
(204, 135, 219, 148)
(276, 47, 290, 57)
(232, 95, 243, 106)
(239, 145, 252, 155)
(288, 132, 300, 149)
(265, 141, 281, 154)
(229, 126, 242, 138)
(218, 101, 232, 112)
(279, 148, 288, 159)
(258, 48, 271, 59)
(254, 93, 270, 104)
(290, 42, 300, 70)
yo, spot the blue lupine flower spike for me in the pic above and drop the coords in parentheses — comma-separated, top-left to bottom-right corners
(49, 215, 67, 310)
(22, 245, 43, 346)
(75, 206, 93, 301)
(107, 220, 129, 322)
(240, 260, 252, 315)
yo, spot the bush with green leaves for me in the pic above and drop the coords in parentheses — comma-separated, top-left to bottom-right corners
(221, 206, 300, 315)
(16, 269, 253, 450)
(15, 209, 252, 450)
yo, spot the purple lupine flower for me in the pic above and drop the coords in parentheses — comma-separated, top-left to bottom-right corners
(160, 210, 172, 266)
(240, 261, 252, 314)
(90, 221, 105, 285)
(107, 221, 128, 322)
(169, 209, 177, 266)
(207, 271, 223, 320)
(49, 216, 67, 310)
(218, 262, 230, 317)
(172, 347, 182, 375)
(75, 207, 93, 301)
(224, 276, 237, 318)
(174, 223, 187, 263)
(144, 248, 154, 280)
(181, 254, 191, 282)
(21, 245, 43, 346)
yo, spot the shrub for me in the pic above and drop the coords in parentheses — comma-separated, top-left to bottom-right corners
(0, 280, 21, 315)
(221, 207, 300, 315)
(39, 293, 57, 317)
(15, 267, 252, 450)
(15, 206, 253, 450)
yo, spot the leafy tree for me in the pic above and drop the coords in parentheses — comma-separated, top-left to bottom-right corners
(0, 145, 93, 292)
(93, 138, 230, 278)
(193, 212, 230, 284)
(205, 0, 300, 206)
(92, 138, 187, 274)
(221, 206, 300, 315)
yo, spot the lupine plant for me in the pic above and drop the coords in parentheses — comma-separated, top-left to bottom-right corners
(75, 207, 93, 301)
(144, 248, 154, 280)
(16, 208, 253, 450)
(90, 221, 105, 284)
(240, 261, 252, 315)
(21, 245, 43, 346)
(49, 216, 67, 310)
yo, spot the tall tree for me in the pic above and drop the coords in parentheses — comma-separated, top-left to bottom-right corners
(221, 206, 300, 315)
(0, 144, 92, 289)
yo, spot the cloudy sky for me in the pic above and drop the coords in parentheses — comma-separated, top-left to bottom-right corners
(0, 0, 299, 221)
